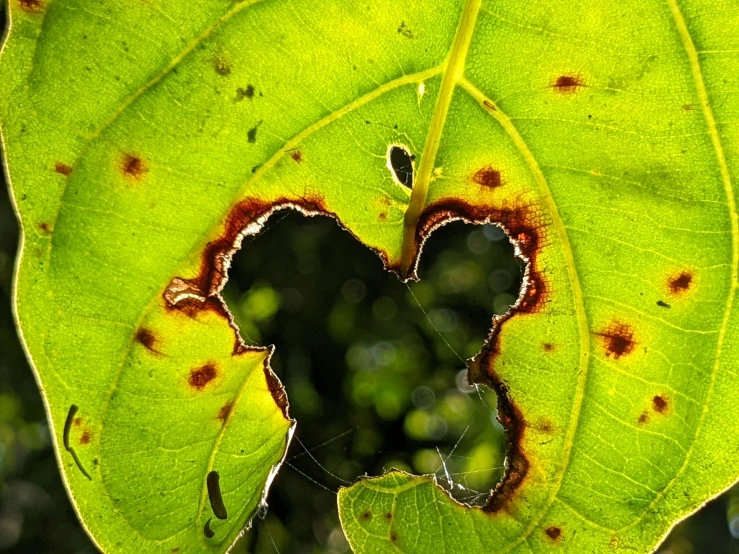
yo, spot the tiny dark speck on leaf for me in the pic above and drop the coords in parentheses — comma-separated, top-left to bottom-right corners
(656, 300, 671, 309)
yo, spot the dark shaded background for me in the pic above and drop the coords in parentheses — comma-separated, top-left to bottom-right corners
(1, 7, 738, 554)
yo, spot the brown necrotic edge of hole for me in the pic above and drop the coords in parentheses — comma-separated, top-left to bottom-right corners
(161, 195, 395, 419)
(386, 144, 414, 189)
(396, 198, 550, 513)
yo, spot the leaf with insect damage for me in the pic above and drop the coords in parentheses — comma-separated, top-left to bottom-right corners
(2, 0, 739, 553)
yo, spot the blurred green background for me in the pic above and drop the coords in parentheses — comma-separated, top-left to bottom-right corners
(1, 9, 739, 554)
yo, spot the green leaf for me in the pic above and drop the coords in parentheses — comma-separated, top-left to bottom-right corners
(1, 0, 738, 553)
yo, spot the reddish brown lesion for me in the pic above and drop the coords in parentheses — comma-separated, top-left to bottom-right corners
(217, 401, 233, 425)
(595, 322, 636, 359)
(545, 526, 562, 540)
(80, 430, 92, 445)
(652, 395, 668, 414)
(189, 363, 218, 390)
(19, 0, 44, 13)
(472, 166, 503, 189)
(552, 74, 584, 94)
(291, 150, 303, 163)
(667, 271, 693, 294)
(54, 163, 72, 176)
(121, 153, 146, 179)
(135, 327, 162, 355)
(38, 222, 52, 233)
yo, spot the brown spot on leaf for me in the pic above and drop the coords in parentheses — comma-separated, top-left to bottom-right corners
(379, 212, 387, 221)
(360, 511, 372, 521)
(682, 104, 693, 111)
(19, 0, 43, 12)
(472, 166, 503, 189)
(483, 100, 497, 112)
(390, 532, 399, 544)
(545, 526, 562, 540)
(80, 431, 91, 445)
(291, 150, 303, 163)
(638, 412, 649, 424)
(595, 322, 635, 359)
(55, 163, 72, 176)
(74, 417, 82, 427)
(171, 549, 181, 553)
(39, 222, 51, 233)
(189, 363, 217, 390)
(652, 395, 668, 414)
(135, 328, 160, 354)
(537, 418, 554, 434)
(121, 154, 145, 179)
(543, 342, 554, 352)
(668, 271, 693, 294)
(553, 75, 584, 94)
(218, 401, 233, 424)
(384, 513, 392, 521)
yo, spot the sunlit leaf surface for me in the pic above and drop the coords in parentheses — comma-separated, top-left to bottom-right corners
(1, 0, 738, 552)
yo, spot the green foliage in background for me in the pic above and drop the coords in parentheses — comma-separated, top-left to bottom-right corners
(2, 0, 739, 553)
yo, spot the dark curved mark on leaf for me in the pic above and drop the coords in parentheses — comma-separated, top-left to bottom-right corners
(63, 405, 92, 480)
(207, 470, 228, 520)
(203, 517, 215, 538)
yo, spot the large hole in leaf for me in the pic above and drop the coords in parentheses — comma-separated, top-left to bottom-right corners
(223, 213, 522, 551)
